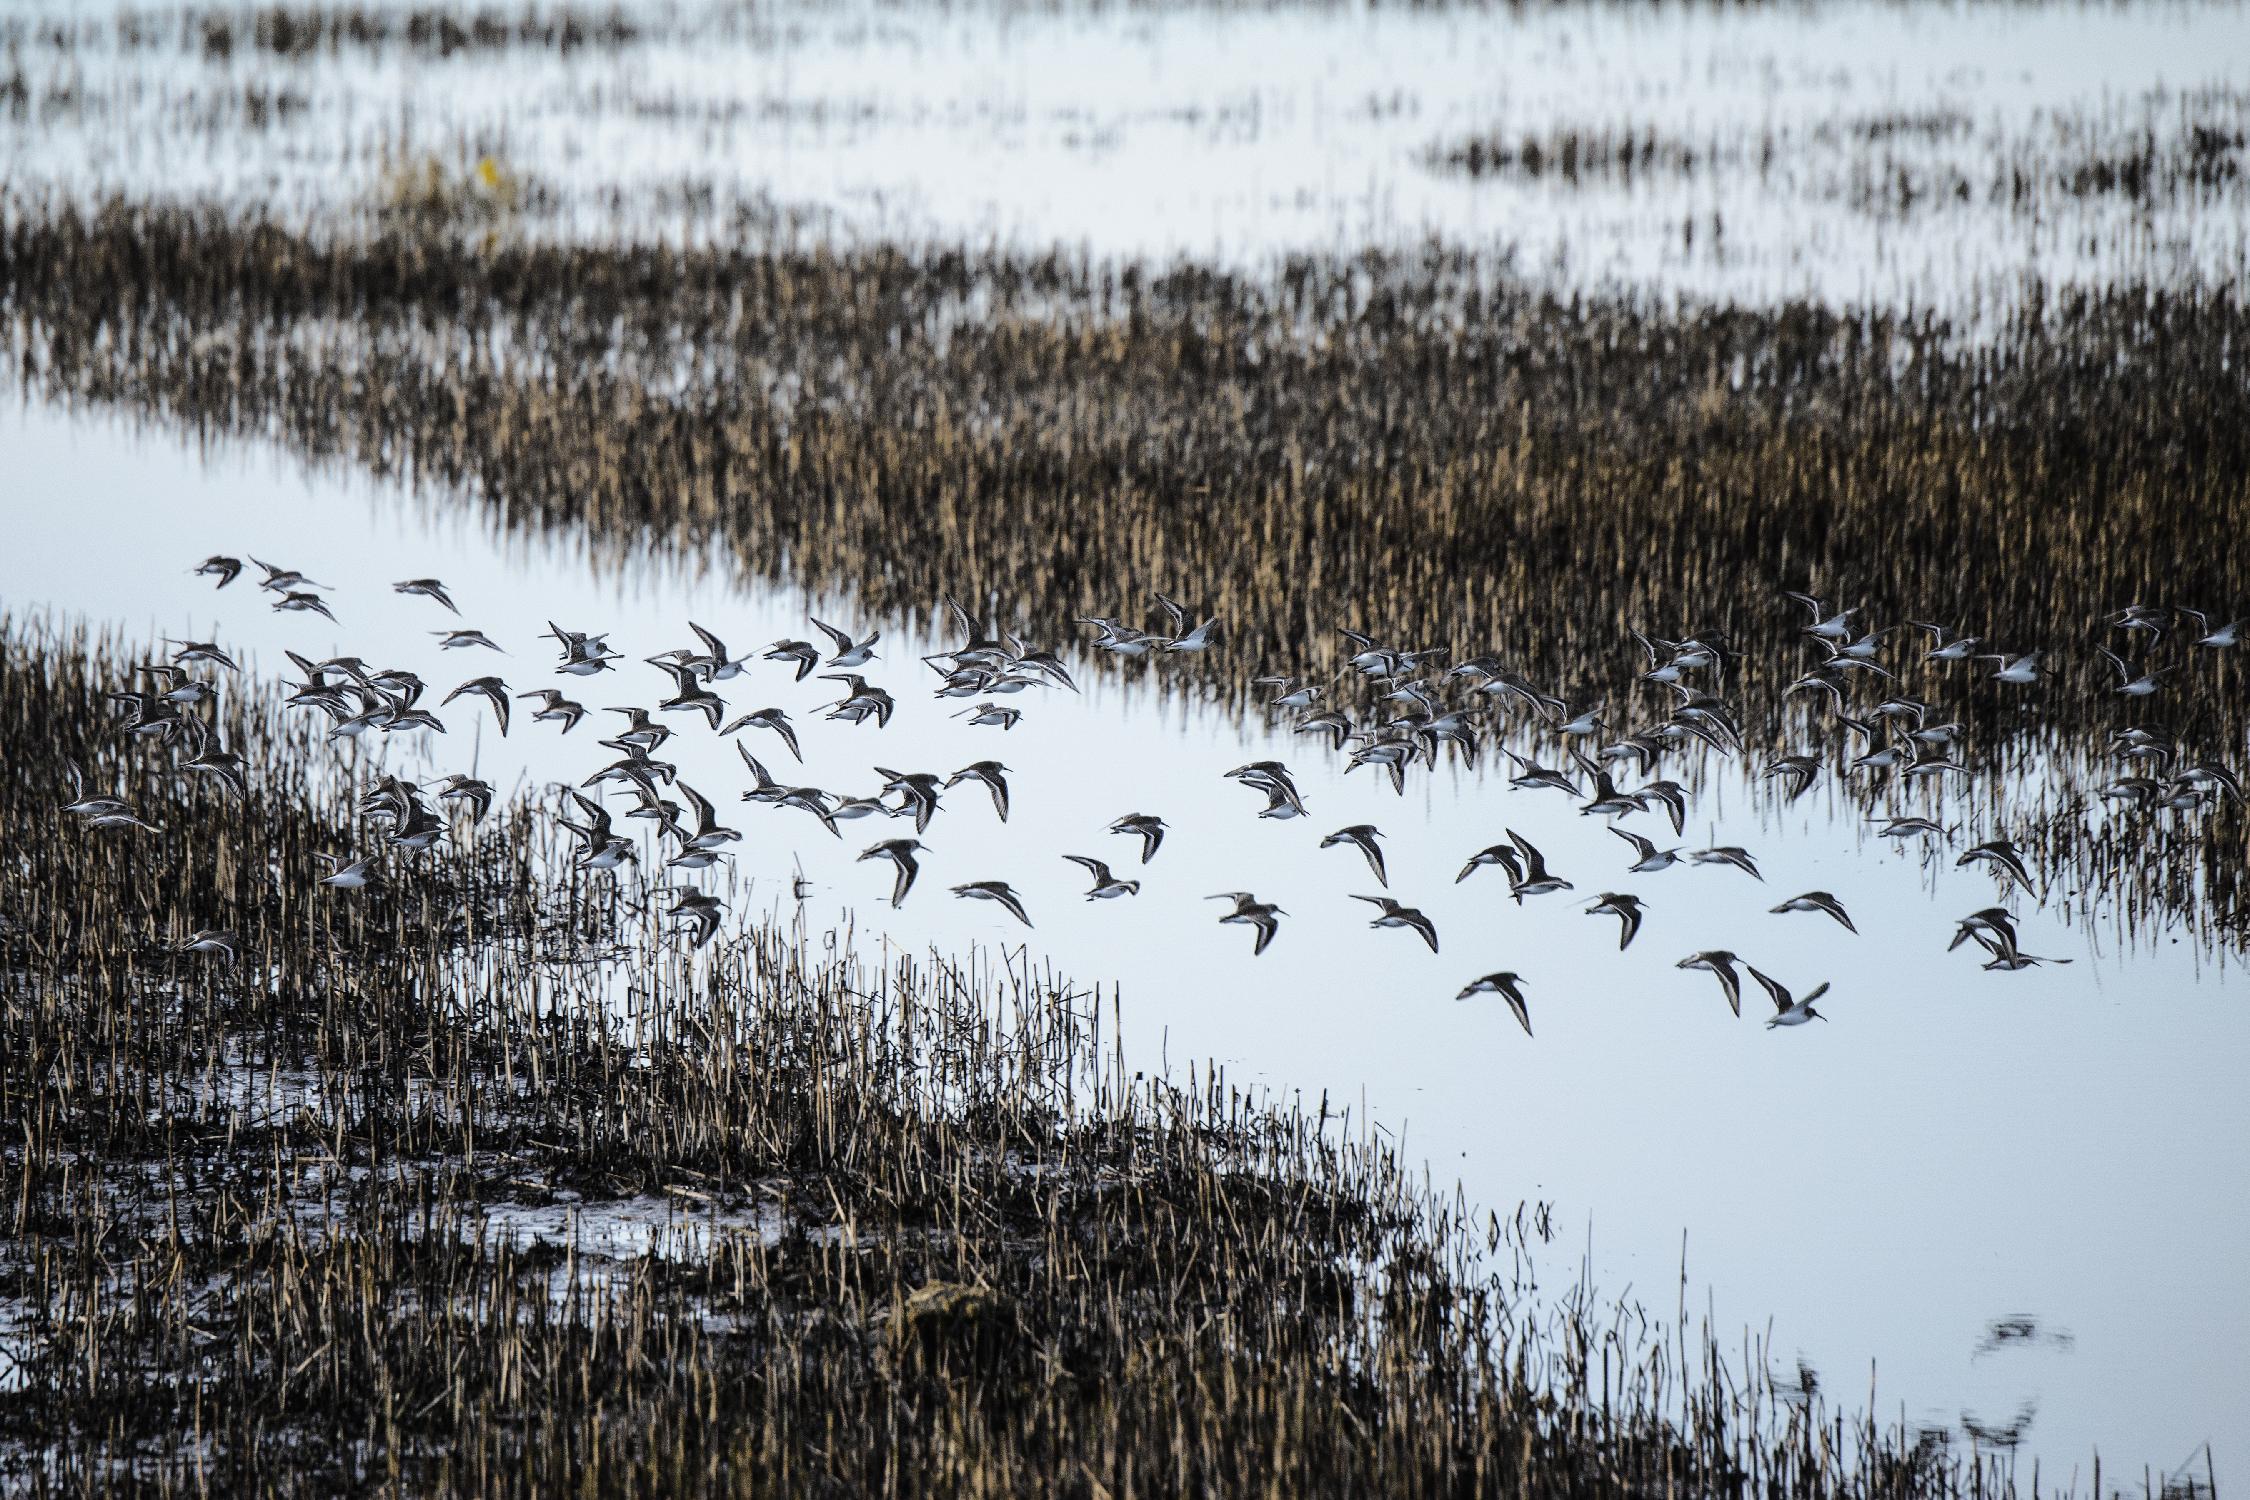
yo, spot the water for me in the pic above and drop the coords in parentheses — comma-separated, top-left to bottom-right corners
(5, 0, 2247, 313)
(7, 398, 2244, 1477)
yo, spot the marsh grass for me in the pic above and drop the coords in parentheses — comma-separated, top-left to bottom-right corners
(2, 199, 2244, 941)
(0, 618, 2058, 1495)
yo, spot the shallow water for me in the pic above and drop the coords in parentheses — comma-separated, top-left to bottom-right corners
(7, 399, 2244, 1478)
(5, 0, 2247, 313)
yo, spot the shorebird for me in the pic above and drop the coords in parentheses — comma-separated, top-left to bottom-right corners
(2109, 603, 2170, 642)
(875, 767, 944, 833)
(952, 702, 1022, 731)
(945, 761, 1011, 821)
(811, 617, 881, 668)
(192, 556, 242, 588)
(1109, 813, 1166, 863)
(665, 888, 724, 948)
(1261, 679, 1321, 713)
(719, 706, 801, 760)
(676, 784, 742, 850)
(440, 675, 511, 735)
(1909, 622, 1981, 661)
(1585, 892, 1645, 950)
(251, 558, 328, 593)
(1957, 839, 2037, 893)
(1947, 907, 2020, 955)
(271, 590, 336, 622)
(558, 790, 638, 872)
(1209, 892, 1284, 955)
(1762, 754, 1822, 802)
(1062, 856, 1140, 899)
(952, 880, 1032, 927)
(178, 929, 240, 961)
(764, 640, 820, 680)
(1770, 890, 1856, 932)
(317, 854, 383, 891)
(818, 674, 894, 728)
(1978, 652, 2039, 685)
(1164, 617, 1221, 653)
(166, 639, 240, 671)
(655, 663, 727, 730)
(393, 578, 460, 613)
(604, 706, 674, 755)
(685, 622, 754, 680)
(1747, 966, 1829, 1028)
(551, 625, 622, 675)
(858, 838, 926, 907)
(1456, 842, 1525, 886)
(1688, 846, 1762, 880)
(1504, 829, 1572, 902)
(1675, 951, 1744, 1016)
(1634, 780, 1689, 836)
(429, 773, 494, 823)
(1320, 824, 1388, 886)
(2095, 647, 2168, 697)
(1783, 592, 1859, 641)
(2178, 609, 2243, 649)
(1352, 895, 1438, 952)
(1576, 768, 1638, 818)
(1612, 827, 1681, 873)
(434, 629, 505, 653)
(1455, 972, 1532, 1036)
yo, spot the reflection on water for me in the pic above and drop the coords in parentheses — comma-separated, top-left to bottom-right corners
(4, 0, 2246, 310)
(7, 400, 2244, 1476)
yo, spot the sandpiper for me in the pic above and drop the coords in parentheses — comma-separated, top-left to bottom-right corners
(811, 617, 881, 668)
(1688, 846, 1762, 880)
(1956, 839, 2037, 893)
(1320, 825, 1388, 887)
(952, 880, 1032, 927)
(859, 838, 926, 907)
(1209, 891, 1284, 955)
(441, 675, 511, 736)
(1504, 830, 1572, 902)
(1109, 813, 1166, 864)
(1770, 890, 1856, 932)
(1062, 855, 1140, 899)
(1747, 966, 1830, 1028)
(1585, 892, 1645, 950)
(1352, 895, 1438, 953)
(1612, 827, 1681, 873)
(945, 761, 1012, 822)
(393, 578, 460, 614)
(1675, 951, 1743, 1016)
(1455, 972, 1532, 1036)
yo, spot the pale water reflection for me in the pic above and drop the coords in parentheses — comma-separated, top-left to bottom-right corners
(4, 0, 2246, 314)
(5, 401, 2243, 1476)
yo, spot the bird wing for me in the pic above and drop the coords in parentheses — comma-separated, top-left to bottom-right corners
(681, 783, 716, 836)
(809, 617, 855, 656)
(689, 620, 728, 662)
(1613, 826, 1655, 861)
(1408, 912, 1439, 953)
(770, 713, 802, 761)
(1506, 829, 1548, 879)
(1742, 965, 1790, 1014)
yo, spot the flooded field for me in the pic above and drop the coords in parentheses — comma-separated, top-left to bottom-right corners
(1, 0, 2244, 1493)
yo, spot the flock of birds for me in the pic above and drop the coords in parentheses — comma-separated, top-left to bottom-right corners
(61, 559, 2248, 1039)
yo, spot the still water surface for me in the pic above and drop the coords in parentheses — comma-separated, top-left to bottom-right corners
(6, 401, 2243, 1477)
